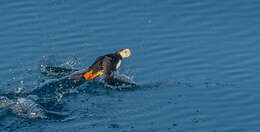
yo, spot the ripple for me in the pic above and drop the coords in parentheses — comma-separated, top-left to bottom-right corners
(1, 0, 260, 131)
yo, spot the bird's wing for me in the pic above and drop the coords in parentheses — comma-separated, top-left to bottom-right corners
(90, 56, 104, 73)
(102, 56, 115, 85)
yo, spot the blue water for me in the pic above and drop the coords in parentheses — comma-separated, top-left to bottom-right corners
(1, 0, 260, 131)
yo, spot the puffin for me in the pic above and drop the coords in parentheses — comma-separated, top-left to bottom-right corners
(83, 48, 131, 85)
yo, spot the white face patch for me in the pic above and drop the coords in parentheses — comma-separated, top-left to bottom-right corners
(119, 50, 127, 58)
(119, 49, 131, 58)
(116, 59, 121, 69)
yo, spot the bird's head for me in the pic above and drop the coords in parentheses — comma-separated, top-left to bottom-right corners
(116, 48, 132, 58)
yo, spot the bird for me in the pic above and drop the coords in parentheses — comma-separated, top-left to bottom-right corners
(83, 48, 131, 85)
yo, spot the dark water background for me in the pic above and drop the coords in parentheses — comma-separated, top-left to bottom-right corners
(1, 0, 260, 131)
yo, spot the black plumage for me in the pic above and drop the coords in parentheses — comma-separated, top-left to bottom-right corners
(89, 53, 122, 85)
(84, 49, 131, 85)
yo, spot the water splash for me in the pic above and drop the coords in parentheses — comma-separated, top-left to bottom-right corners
(40, 55, 80, 78)
(14, 80, 24, 94)
(96, 73, 137, 90)
(60, 56, 81, 69)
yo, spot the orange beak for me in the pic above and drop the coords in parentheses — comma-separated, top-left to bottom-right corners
(126, 49, 132, 57)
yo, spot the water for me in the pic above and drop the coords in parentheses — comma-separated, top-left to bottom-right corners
(1, 0, 260, 131)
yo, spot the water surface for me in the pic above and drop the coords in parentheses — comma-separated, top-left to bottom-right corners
(1, 0, 260, 131)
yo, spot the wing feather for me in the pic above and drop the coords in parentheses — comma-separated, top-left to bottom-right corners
(102, 56, 115, 85)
